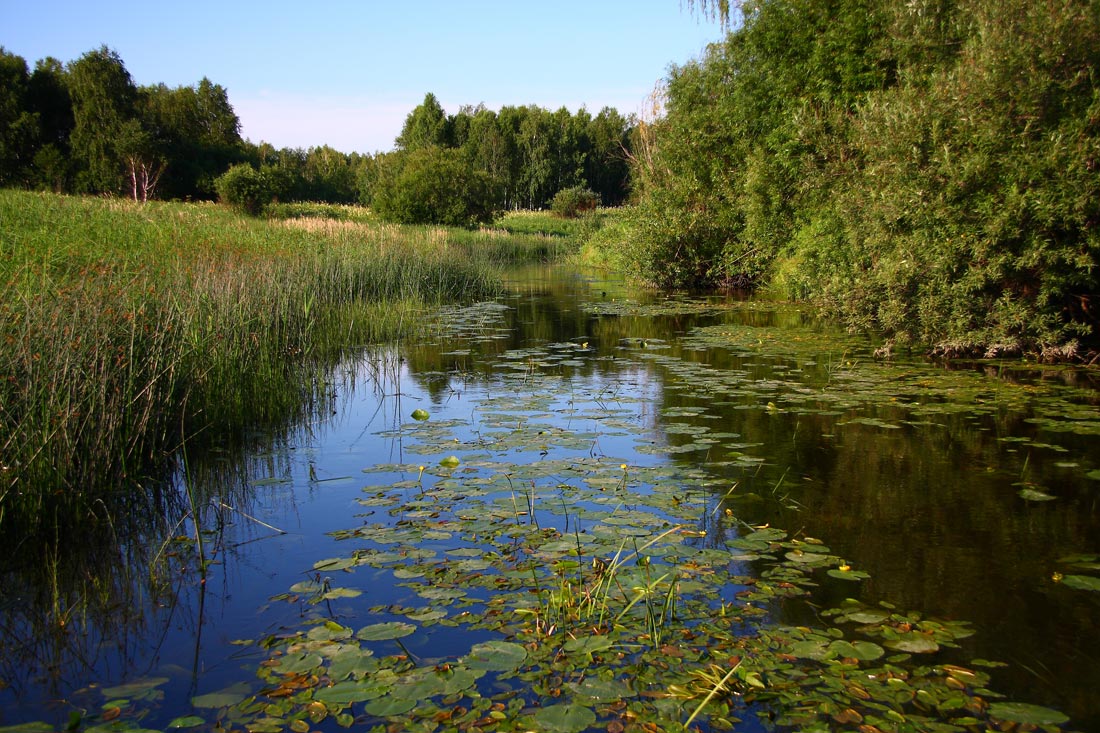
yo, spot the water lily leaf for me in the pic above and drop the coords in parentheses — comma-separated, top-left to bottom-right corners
(786, 640, 830, 660)
(313, 679, 389, 705)
(312, 557, 358, 572)
(416, 587, 466, 602)
(364, 696, 418, 717)
(987, 702, 1069, 725)
(563, 634, 615, 654)
(411, 409, 430, 421)
(356, 621, 416, 640)
(167, 716, 205, 729)
(885, 634, 940, 654)
(320, 586, 362, 600)
(828, 640, 884, 661)
(466, 641, 528, 671)
(306, 622, 352, 642)
(841, 609, 890, 624)
(397, 667, 482, 698)
(569, 677, 632, 701)
(785, 551, 830, 564)
(1018, 488, 1056, 502)
(439, 455, 461, 467)
(275, 651, 324, 674)
(191, 682, 252, 708)
(100, 677, 170, 699)
(528, 703, 597, 733)
(0, 724, 59, 733)
(406, 608, 447, 622)
(827, 568, 870, 581)
(328, 646, 376, 680)
(1060, 574, 1100, 591)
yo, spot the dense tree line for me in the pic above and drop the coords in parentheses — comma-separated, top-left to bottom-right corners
(1, 46, 243, 200)
(616, 0, 1099, 358)
(0, 45, 375, 204)
(0, 47, 633, 222)
(366, 93, 633, 226)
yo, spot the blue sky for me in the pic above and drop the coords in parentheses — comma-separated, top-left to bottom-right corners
(2, 1, 724, 153)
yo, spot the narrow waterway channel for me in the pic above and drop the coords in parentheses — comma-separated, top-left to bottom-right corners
(2, 265, 1099, 732)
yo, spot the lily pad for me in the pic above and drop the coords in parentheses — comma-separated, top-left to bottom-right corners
(466, 640, 529, 671)
(411, 409, 430, 421)
(364, 696, 418, 717)
(828, 640, 884, 661)
(191, 682, 252, 708)
(166, 717, 205, 729)
(563, 634, 615, 654)
(1060, 574, 1100, 591)
(313, 679, 390, 705)
(397, 666, 482, 698)
(356, 621, 416, 640)
(885, 634, 940, 654)
(528, 703, 598, 733)
(987, 702, 1070, 725)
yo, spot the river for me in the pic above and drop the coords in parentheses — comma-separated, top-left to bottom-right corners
(2, 265, 1098, 732)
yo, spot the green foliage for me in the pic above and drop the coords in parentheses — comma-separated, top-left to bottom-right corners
(602, 0, 1099, 357)
(67, 46, 139, 194)
(214, 163, 272, 215)
(550, 185, 600, 218)
(265, 201, 373, 222)
(0, 47, 39, 186)
(396, 92, 451, 151)
(371, 146, 497, 228)
(365, 96, 634, 213)
(141, 78, 243, 200)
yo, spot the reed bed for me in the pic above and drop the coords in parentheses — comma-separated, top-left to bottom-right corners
(0, 190, 503, 534)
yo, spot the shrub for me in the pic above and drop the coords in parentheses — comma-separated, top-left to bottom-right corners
(214, 163, 272, 215)
(550, 186, 600, 218)
(371, 146, 497, 228)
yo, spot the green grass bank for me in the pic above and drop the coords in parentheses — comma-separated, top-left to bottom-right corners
(0, 191, 534, 534)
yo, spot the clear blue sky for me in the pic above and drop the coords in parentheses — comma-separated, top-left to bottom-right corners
(1, 1, 725, 153)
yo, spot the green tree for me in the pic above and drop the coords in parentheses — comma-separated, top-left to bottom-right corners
(396, 92, 451, 151)
(0, 48, 38, 186)
(143, 78, 243, 199)
(585, 107, 632, 206)
(517, 107, 555, 209)
(303, 145, 357, 202)
(27, 57, 73, 191)
(371, 145, 496, 227)
(67, 46, 139, 194)
(117, 117, 165, 202)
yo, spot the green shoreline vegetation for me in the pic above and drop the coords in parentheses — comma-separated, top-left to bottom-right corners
(584, 0, 1100, 362)
(0, 189, 538, 536)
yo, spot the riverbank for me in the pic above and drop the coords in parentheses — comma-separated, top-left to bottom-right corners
(0, 191, 566, 536)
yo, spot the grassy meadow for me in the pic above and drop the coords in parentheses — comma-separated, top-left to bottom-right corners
(0, 191, 570, 534)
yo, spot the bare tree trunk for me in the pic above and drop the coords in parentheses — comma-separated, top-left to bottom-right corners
(128, 157, 140, 201)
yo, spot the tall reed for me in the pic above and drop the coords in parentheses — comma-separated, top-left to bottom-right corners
(0, 191, 503, 536)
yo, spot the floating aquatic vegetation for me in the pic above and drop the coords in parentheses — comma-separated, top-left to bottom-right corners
(196, 411, 1071, 732)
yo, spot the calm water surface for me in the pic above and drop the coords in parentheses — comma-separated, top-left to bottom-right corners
(2, 265, 1099, 730)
